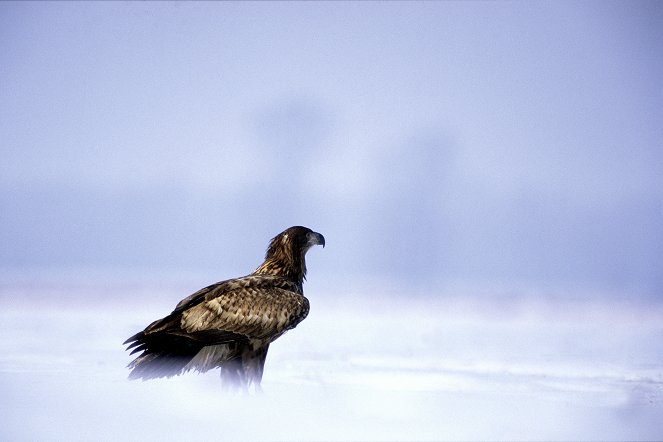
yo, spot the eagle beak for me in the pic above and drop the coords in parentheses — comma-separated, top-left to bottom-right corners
(308, 231, 325, 248)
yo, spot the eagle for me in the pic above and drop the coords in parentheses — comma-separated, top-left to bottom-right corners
(123, 226, 325, 390)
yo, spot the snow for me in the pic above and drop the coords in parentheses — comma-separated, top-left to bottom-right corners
(1, 284, 662, 441)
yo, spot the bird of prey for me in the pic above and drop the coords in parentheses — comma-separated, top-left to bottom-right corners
(123, 226, 325, 390)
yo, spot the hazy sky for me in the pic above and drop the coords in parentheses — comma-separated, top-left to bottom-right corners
(1, 1, 661, 297)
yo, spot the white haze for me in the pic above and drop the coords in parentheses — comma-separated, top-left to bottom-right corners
(1, 283, 662, 441)
(1, 3, 662, 440)
(1, 2, 662, 297)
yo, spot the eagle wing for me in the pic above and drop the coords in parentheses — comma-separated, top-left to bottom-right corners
(134, 274, 309, 344)
(181, 284, 309, 341)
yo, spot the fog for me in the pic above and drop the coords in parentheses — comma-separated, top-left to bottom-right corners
(2, 285, 662, 441)
(1, 2, 662, 440)
(2, 1, 662, 295)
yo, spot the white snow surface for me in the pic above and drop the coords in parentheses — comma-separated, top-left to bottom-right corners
(1, 283, 662, 441)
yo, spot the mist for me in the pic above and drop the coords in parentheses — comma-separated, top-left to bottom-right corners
(1, 2, 662, 440)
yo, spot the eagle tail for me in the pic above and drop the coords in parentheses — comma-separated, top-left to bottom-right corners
(123, 331, 203, 380)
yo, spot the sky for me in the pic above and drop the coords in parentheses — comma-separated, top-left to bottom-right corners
(1, 1, 662, 299)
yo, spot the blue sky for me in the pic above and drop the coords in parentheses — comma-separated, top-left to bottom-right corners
(1, 1, 662, 297)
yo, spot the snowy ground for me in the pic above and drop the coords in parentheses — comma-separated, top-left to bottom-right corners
(1, 282, 662, 441)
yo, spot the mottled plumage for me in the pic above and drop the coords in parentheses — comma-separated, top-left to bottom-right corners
(124, 226, 324, 390)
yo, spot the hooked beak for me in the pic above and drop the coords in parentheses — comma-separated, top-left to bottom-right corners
(307, 231, 325, 248)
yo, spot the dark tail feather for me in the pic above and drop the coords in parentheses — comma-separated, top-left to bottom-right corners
(124, 331, 203, 380)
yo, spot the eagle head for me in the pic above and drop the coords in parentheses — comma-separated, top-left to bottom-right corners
(254, 226, 325, 284)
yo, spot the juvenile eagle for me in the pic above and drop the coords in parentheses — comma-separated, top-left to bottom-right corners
(123, 226, 324, 390)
